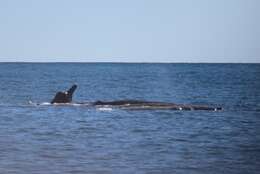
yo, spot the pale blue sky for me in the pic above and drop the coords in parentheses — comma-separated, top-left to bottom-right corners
(0, 0, 259, 62)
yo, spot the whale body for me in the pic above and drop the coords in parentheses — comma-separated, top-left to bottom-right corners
(93, 100, 221, 111)
(51, 85, 222, 111)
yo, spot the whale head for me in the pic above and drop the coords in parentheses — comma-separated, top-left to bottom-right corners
(51, 84, 77, 104)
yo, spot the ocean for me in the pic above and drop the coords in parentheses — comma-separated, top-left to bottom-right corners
(0, 63, 260, 174)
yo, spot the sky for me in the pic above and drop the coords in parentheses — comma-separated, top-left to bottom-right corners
(0, 0, 259, 63)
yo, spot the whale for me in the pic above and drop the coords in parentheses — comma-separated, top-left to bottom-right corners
(50, 85, 222, 111)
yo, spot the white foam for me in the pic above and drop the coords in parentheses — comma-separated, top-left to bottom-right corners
(28, 100, 34, 105)
(68, 103, 82, 106)
(40, 102, 51, 106)
(97, 107, 113, 111)
(28, 101, 94, 107)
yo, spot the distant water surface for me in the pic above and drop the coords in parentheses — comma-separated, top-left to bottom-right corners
(0, 63, 260, 174)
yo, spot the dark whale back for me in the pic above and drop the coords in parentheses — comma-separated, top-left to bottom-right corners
(93, 100, 221, 111)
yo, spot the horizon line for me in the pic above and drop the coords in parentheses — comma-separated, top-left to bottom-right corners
(0, 61, 259, 64)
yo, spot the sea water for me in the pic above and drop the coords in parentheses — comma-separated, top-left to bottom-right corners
(0, 63, 260, 174)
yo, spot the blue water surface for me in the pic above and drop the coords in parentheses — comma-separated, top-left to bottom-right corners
(0, 63, 260, 174)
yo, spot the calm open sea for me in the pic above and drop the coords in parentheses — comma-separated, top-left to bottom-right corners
(0, 63, 260, 174)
